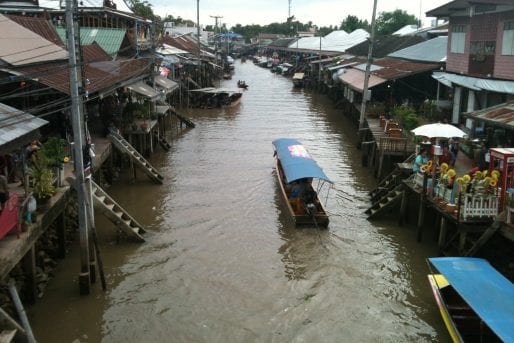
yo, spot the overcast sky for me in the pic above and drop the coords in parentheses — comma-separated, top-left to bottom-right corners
(152, 0, 451, 29)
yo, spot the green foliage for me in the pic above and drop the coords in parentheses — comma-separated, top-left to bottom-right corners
(392, 105, 419, 131)
(40, 137, 67, 168)
(130, 0, 156, 20)
(28, 166, 56, 201)
(375, 10, 419, 36)
(340, 15, 370, 32)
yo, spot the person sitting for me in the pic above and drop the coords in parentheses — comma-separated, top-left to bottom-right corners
(413, 149, 429, 173)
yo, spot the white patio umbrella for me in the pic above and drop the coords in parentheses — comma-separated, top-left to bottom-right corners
(411, 123, 467, 139)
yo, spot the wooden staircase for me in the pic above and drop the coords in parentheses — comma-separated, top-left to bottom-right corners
(108, 131, 164, 184)
(153, 131, 171, 151)
(91, 180, 146, 242)
(370, 168, 403, 203)
(365, 184, 405, 219)
(170, 107, 196, 128)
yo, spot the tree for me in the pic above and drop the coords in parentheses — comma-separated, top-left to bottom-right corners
(375, 10, 419, 36)
(340, 15, 369, 33)
(130, 0, 155, 20)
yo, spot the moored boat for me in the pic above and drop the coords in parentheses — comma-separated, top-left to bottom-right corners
(292, 73, 305, 87)
(189, 87, 242, 108)
(427, 257, 514, 343)
(272, 138, 332, 227)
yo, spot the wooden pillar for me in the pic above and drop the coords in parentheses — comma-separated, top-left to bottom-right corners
(438, 216, 448, 254)
(56, 212, 66, 258)
(417, 174, 428, 242)
(22, 246, 37, 305)
(399, 190, 407, 226)
(458, 231, 467, 254)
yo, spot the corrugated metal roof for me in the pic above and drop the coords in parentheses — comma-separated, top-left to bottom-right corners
(464, 101, 514, 129)
(5, 58, 153, 95)
(388, 36, 447, 63)
(338, 68, 387, 92)
(0, 14, 68, 66)
(371, 57, 439, 80)
(346, 35, 425, 59)
(162, 35, 199, 54)
(127, 81, 160, 100)
(154, 75, 178, 93)
(0, 102, 48, 149)
(6, 14, 64, 47)
(426, 0, 513, 17)
(82, 42, 112, 63)
(55, 27, 126, 57)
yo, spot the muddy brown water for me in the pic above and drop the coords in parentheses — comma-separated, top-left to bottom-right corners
(28, 61, 451, 342)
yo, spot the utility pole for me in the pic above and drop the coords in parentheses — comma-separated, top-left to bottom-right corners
(197, 0, 202, 87)
(358, 0, 378, 130)
(210, 15, 223, 63)
(66, 0, 93, 294)
(288, 0, 292, 19)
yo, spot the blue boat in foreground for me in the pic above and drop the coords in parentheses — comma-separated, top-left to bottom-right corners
(427, 257, 514, 343)
(272, 138, 332, 227)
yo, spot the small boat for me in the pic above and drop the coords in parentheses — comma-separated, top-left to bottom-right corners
(223, 73, 232, 80)
(272, 138, 332, 227)
(237, 80, 248, 89)
(427, 257, 514, 343)
(292, 73, 305, 87)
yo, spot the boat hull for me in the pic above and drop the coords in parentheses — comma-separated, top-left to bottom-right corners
(427, 274, 501, 343)
(274, 158, 329, 227)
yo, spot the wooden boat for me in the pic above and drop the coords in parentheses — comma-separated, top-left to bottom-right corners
(427, 257, 514, 343)
(189, 87, 242, 108)
(272, 138, 332, 227)
(292, 72, 305, 87)
(223, 73, 232, 80)
(237, 80, 248, 89)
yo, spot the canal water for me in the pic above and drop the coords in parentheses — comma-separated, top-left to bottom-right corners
(29, 62, 450, 342)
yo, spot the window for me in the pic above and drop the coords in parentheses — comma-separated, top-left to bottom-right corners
(502, 21, 514, 55)
(451, 25, 466, 54)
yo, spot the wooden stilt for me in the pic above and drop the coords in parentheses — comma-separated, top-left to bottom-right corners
(438, 217, 448, 254)
(399, 190, 407, 226)
(7, 279, 36, 343)
(22, 247, 36, 305)
(56, 212, 66, 259)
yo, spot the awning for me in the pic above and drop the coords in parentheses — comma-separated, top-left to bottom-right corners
(338, 68, 387, 93)
(154, 75, 178, 94)
(463, 101, 514, 129)
(156, 104, 170, 114)
(0, 102, 48, 154)
(432, 71, 514, 94)
(429, 257, 514, 343)
(272, 138, 332, 184)
(293, 73, 305, 80)
(126, 81, 160, 100)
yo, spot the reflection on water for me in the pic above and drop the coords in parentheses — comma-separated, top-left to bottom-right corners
(28, 61, 450, 342)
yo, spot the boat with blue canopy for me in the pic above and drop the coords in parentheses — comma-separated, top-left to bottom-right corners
(272, 138, 332, 227)
(427, 257, 514, 343)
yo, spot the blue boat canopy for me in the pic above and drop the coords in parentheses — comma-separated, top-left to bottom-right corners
(272, 138, 332, 184)
(429, 257, 514, 343)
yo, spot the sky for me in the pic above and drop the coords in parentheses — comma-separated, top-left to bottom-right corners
(151, 0, 451, 29)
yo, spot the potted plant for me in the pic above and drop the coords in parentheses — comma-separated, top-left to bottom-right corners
(28, 164, 56, 209)
(40, 137, 67, 187)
